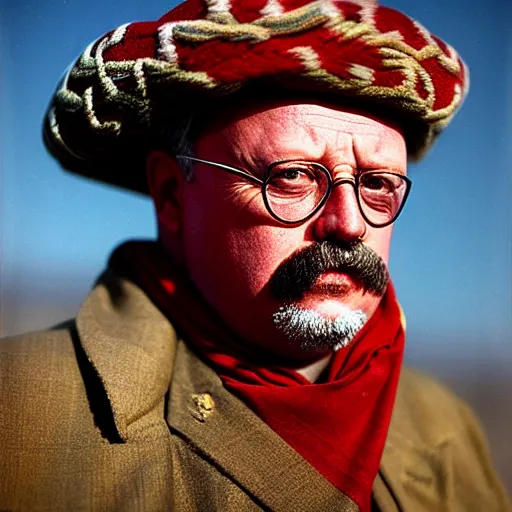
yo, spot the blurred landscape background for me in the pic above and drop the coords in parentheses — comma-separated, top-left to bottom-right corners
(1, 0, 511, 493)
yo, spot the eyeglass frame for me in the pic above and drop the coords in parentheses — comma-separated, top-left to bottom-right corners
(176, 155, 412, 228)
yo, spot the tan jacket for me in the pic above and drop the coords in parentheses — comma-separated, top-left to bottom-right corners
(0, 269, 509, 511)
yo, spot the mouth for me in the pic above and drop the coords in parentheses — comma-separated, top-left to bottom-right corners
(308, 271, 361, 296)
(316, 271, 352, 285)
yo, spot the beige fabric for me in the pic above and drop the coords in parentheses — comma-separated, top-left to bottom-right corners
(0, 269, 509, 511)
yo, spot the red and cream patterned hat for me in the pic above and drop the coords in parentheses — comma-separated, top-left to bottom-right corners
(44, 0, 469, 194)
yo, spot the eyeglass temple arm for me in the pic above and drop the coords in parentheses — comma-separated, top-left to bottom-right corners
(176, 155, 264, 185)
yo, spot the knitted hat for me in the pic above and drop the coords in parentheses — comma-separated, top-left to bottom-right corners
(44, 0, 469, 194)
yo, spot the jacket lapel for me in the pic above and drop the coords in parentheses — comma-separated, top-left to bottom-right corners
(76, 269, 177, 441)
(167, 339, 359, 512)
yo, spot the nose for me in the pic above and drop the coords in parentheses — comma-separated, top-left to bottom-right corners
(312, 181, 366, 244)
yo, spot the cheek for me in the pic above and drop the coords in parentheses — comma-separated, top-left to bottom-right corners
(225, 225, 298, 296)
(181, 181, 300, 301)
(366, 225, 393, 265)
(181, 187, 232, 283)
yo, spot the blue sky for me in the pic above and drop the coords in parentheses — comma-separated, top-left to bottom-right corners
(1, 0, 511, 367)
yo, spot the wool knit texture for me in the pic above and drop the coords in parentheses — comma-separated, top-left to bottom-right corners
(44, 0, 468, 194)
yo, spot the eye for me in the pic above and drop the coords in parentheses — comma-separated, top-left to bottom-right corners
(267, 162, 320, 189)
(361, 173, 396, 193)
(271, 164, 317, 182)
(265, 161, 328, 201)
(280, 169, 303, 180)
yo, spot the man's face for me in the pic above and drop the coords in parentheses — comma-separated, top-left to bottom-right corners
(155, 100, 407, 362)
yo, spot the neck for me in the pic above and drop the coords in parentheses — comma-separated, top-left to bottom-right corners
(295, 354, 333, 382)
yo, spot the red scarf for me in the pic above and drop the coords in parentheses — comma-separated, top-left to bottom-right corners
(111, 242, 405, 512)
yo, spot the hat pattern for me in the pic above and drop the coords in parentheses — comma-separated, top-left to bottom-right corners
(46, 0, 468, 192)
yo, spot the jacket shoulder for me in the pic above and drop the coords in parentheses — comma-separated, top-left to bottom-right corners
(393, 366, 500, 466)
(0, 321, 80, 380)
(394, 366, 472, 444)
(1, 320, 75, 352)
(386, 366, 510, 511)
(0, 321, 101, 445)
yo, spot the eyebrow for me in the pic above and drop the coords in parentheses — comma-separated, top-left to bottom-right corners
(352, 138, 406, 174)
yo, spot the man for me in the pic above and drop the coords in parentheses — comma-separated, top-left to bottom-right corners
(0, 0, 509, 510)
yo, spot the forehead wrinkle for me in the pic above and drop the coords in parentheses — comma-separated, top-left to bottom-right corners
(239, 111, 327, 167)
(208, 104, 406, 172)
(301, 111, 385, 131)
(299, 111, 388, 165)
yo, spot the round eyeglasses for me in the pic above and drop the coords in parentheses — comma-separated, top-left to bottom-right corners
(177, 156, 411, 228)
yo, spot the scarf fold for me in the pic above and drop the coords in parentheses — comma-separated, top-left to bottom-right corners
(111, 241, 405, 512)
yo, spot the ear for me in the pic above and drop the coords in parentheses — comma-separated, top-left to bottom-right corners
(146, 150, 185, 236)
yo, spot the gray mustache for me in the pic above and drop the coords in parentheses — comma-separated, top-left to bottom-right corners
(269, 241, 389, 301)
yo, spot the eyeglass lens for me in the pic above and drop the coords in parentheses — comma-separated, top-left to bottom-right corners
(264, 162, 408, 225)
(358, 172, 408, 226)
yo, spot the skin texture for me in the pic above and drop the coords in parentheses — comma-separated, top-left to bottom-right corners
(147, 99, 407, 376)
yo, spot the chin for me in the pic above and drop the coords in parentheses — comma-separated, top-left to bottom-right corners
(272, 298, 369, 353)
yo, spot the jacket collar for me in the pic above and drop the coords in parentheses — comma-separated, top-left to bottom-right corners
(76, 268, 177, 441)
